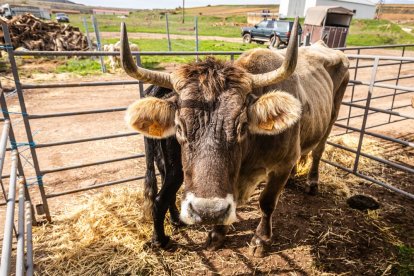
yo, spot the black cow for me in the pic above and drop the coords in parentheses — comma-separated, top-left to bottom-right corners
(141, 85, 183, 248)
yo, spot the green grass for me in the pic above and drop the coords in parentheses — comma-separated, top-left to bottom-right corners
(56, 58, 102, 75)
(71, 11, 246, 38)
(123, 38, 263, 68)
(50, 14, 414, 76)
(395, 245, 414, 275)
(347, 19, 414, 46)
(70, 10, 414, 47)
(53, 38, 265, 74)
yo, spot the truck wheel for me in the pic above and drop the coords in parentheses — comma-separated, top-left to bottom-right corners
(270, 36, 281, 49)
(243, 33, 252, 44)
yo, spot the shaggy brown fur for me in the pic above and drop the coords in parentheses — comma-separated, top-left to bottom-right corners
(172, 57, 251, 102)
(248, 91, 302, 135)
(125, 97, 176, 138)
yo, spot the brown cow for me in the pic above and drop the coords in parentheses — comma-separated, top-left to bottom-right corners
(121, 18, 349, 256)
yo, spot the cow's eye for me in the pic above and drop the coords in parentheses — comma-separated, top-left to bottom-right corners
(175, 123, 187, 142)
(240, 123, 248, 137)
(176, 124, 183, 135)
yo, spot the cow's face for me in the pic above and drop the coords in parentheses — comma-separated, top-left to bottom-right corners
(121, 18, 301, 225)
(125, 58, 302, 225)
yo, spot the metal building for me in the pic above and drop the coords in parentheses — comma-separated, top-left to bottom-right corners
(279, 0, 377, 19)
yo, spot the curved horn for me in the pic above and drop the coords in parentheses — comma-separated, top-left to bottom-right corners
(251, 17, 299, 89)
(120, 22, 173, 89)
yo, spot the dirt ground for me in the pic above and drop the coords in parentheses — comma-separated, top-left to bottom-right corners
(0, 47, 413, 275)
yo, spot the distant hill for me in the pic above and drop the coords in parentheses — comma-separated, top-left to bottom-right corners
(185, 4, 279, 16)
(40, 0, 80, 4)
(384, 0, 414, 3)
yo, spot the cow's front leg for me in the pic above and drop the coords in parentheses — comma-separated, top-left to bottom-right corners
(249, 167, 292, 257)
(205, 225, 229, 250)
(152, 173, 183, 249)
(169, 196, 185, 227)
(152, 140, 183, 249)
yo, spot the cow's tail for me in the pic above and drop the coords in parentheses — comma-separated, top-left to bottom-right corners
(142, 137, 157, 221)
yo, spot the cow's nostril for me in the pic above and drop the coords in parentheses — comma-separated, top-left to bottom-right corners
(188, 202, 197, 215)
(188, 201, 230, 221)
(217, 204, 230, 218)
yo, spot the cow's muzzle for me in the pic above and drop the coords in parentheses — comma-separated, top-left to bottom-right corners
(180, 193, 237, 225)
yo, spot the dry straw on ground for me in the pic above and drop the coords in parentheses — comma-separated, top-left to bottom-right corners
(31, 134, 412, 275)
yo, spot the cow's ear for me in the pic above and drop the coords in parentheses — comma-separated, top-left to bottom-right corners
(125, 97, 176, 139)
(248, 91, 302, 135)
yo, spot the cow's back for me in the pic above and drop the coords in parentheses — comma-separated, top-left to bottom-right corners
(236, 42, 349, 155)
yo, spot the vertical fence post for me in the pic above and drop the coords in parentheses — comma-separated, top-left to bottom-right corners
(388, 46, 405, 123)
(0, 120, 11, 185)
(0, 150, 18, 276)
(304, 33, 311, 46)
(25, 200, 34, 276)
(346, 48, 361, 134)
(1, 23, 51, 222)
(91, 15, 106, 73)
(82, 17, 93, 50)
(353, 57, 379, 173)
(16, 179, 26, 276)
(165, 13, 172, 52)
(195, 16, 199, 61)
(135, 54, 145, 97)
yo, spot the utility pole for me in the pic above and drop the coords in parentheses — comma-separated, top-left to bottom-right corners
(182, 0, 185, 23)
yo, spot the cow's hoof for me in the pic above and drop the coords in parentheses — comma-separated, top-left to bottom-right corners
(305, 182, 318, 195)
(169, 207, 184, 227)
(205, 230, 226, 251)
(249, 235, 269, 258)
(286, 177, 296, 188)
(170, 218, 186, 228)
(145, 236, 175, 251)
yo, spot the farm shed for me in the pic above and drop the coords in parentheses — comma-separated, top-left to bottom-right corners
(92, 9, 130, 16)
(279, 0, 377, 19)
(50, 9, 81, 14)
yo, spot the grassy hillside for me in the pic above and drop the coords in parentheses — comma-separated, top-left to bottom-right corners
(347, 19, 414, 46)
(54, 37, 264, 75)
(70, 8, 260, 38)
(66, 5, 414, 46)
(185, 4, 278, 16)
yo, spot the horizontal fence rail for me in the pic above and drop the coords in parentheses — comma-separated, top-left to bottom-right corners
(1, 22, 413, 276)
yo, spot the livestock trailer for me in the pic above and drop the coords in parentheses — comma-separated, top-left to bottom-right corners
(302, 6, 353, 48)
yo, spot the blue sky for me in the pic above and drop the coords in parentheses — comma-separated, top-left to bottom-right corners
(71, 0, 414, 9)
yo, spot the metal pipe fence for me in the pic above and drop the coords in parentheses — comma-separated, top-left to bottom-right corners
(0, 128, 34, 275)
(0, 22, 413, 275)
(0, 20, 413, 225)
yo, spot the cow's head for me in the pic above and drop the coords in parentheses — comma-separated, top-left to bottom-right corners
(122, 18, 301, 225)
